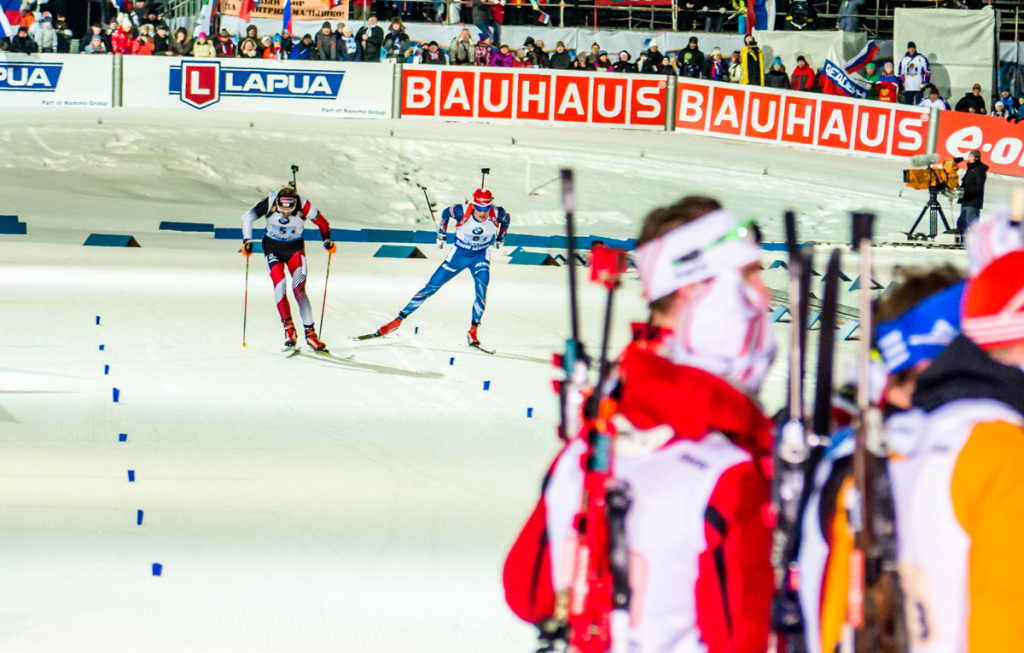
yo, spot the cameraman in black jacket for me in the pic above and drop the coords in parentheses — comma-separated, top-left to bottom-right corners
(955, 149, 989, 233)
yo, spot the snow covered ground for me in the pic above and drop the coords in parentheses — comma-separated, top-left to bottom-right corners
(0, 108, 976, 651)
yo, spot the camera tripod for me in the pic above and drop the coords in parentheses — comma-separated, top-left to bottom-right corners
(906, 186, 953, 240)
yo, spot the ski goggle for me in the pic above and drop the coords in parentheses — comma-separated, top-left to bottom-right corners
(278, 196, 297, 211)
(472, 203, 492, 212)
(697, 217, 761, 254)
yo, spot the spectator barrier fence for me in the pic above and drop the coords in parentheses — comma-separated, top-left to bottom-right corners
(6, 53, 1024, 177)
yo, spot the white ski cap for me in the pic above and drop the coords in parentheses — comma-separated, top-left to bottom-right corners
(634, 209, 762, 301)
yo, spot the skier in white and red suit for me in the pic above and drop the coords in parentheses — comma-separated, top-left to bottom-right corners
(503, 196, 777, 653)
(242, 186, 335, 351)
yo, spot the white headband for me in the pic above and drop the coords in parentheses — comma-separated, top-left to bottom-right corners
(634, 209, 763, 301)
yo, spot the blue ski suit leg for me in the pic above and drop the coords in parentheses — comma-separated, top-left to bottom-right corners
(398, 247, 490, 322)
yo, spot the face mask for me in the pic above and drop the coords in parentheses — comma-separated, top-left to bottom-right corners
(669, 268, 776, 394)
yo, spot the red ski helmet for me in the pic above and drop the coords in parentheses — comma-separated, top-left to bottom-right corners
(472, 189, 493, 211)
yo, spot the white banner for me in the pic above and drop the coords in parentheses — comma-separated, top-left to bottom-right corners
(894, 7, 995, 103)
(121, 56, 393, 118)
(0, 53, 113, 109)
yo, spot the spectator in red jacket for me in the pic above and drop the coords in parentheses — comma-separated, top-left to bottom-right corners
(215, 29, 235, 58)
(111, 18, 134, 54)
(790, 55, 815, 91)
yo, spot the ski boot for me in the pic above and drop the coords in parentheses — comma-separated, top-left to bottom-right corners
(305, 326, 328, 352)
(283, 318, 298, 349)
(467, 324, 480, 346)
(377, 316, 403, 336)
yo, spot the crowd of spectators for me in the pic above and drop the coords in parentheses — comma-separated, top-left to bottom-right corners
(1, 1, 1004, 114)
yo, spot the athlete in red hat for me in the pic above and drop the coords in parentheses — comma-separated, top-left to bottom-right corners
(372, 188, 510, 348)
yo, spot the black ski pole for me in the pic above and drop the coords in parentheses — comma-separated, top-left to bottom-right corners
(417, 184, 440, 229)
(557, 169, 589, 441)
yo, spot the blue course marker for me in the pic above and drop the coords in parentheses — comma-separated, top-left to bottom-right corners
(414, 327, 418, 334)
(119, 433, 127, 442)
(104, 365, 110, 375)
(96, 316, 100, 325)
(137, 510, 144, 525)
(152, 563, 162, 577)
(99, 344, 105, 351)
(483, 381, 491, 391)
(449, 357, 454, 366)
(113, 388, 120, 402)
(527, 408, 533, 418)
(128, 470, 135, 482)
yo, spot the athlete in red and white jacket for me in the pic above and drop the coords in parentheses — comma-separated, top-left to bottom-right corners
(241, 185, 334, 351)
(504, 197, 776, 653)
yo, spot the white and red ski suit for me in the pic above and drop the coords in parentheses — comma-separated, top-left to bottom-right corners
(504, 326, 775, 653)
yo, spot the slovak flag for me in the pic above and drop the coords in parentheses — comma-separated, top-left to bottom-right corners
(238, 0, 260, 22)
(282, 0, 293, 35)
(109, 0, 131, 11)
(537, 11, 551, 24)
(0, 0, 20, 38)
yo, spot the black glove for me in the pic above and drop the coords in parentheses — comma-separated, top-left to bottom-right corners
(323, 239, 336, 253)
(495, 237, 505, 249)
(242, 239, 254, 255)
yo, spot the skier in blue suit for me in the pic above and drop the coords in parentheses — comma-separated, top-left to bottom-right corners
(374, 188, 510, 348)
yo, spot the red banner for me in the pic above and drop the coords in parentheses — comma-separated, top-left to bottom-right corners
(402, 67, 667, 129)
(936, 111, 1024, 178)
(675, 79, 929, 159)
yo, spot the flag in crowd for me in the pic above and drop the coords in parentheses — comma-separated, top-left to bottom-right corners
(195, 0, 218, 38)
(821, 40, 879, 99)
(282, 0, 293, 36)
(238, 0, 260, 22)
(109, 0, 131, 11)
(0, 0, 20, 38)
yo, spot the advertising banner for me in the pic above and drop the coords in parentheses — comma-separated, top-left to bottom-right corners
(402, 66, 667, 129)
(675, 78, 929, 159)
(0, 53, 112, 109)
(122, 57, 392, 118)
(221, 0, 348, 24)
(936, 111, 1024, 178)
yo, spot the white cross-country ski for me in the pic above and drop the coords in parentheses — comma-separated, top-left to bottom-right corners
(469, 343, 496, 355)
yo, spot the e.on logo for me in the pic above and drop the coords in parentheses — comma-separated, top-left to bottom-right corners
(402, 66, 665, 128)
(937, 111, 1024, 178)
(675, 80, 928, 158)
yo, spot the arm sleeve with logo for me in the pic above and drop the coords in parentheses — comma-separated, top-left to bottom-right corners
(242, 196, 272, 241)
(951, 421, 1024, 653)
(300, 197, 330, 240)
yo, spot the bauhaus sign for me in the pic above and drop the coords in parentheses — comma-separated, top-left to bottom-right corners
(169, 61, 344, 109)
(675, 78, 929, 158)
(402, 66, 666, 128)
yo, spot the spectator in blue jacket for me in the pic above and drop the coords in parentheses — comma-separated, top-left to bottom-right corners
(289, 34, 314, 59)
